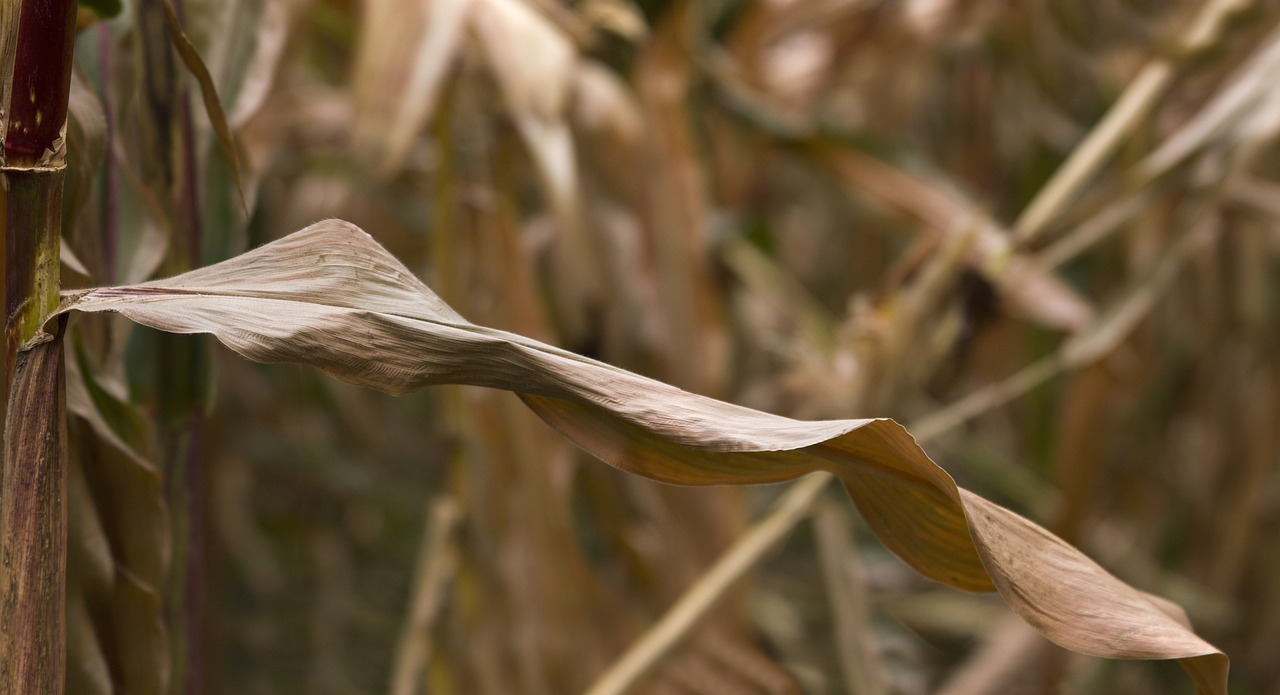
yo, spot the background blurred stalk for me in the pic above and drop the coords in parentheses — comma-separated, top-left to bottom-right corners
(133, 0, 211, 690)
(1, 0, 78, 692)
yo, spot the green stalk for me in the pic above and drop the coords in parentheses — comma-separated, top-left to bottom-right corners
(1, 0, 78, 692)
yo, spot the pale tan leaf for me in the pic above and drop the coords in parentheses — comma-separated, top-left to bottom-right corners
(56, 220, 1226, 693)
(579, 0, 647, 41)
(472, 0, 575, 124)
(472, 0, 580, 218)
(471, 0, 602, 344)
(352, 0, 472, 174)
(573, 61, 644, 148)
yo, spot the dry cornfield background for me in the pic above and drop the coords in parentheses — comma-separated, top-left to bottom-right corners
(3, 0, 1280, 693)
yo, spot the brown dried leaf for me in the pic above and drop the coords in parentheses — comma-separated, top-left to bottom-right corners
(56, 220, 1226, 692)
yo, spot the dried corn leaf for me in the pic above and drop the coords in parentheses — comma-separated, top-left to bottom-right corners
(54, 220, 1226, 692)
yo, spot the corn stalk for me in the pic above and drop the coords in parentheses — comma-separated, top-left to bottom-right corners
(1, 0, 78, 692)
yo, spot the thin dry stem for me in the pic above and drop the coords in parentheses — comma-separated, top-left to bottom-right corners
(390, 497, 463, 695)
(582, 472, 833, 695)
(814, 500, 887, 695)
(933, 617, 1046, 695)
(1012, 0, 1252, 244)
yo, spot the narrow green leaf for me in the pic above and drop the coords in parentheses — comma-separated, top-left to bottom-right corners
(159, 0, 247, 214)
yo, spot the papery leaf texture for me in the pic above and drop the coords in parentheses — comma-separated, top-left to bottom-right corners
(53, 220, 1228, 693)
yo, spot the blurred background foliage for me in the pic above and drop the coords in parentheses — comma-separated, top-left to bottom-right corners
(60, 0, 1280, 693)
